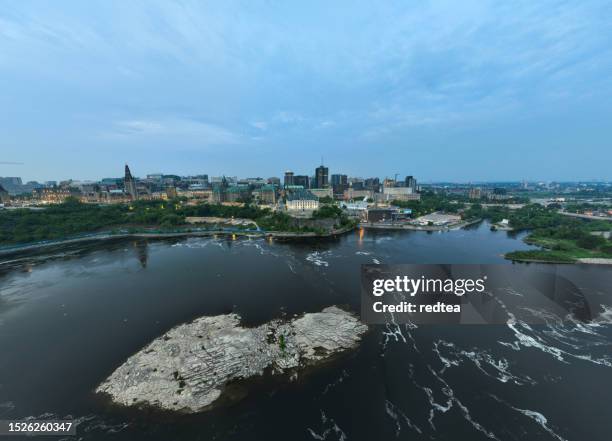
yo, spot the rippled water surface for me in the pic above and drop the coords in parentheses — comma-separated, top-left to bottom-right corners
(1, 223, 611, 441)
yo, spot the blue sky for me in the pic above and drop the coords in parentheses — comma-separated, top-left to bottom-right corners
(1, 1, 611, 182)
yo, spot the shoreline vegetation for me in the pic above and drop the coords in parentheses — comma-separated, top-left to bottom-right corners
(2, 196, 612, 264)
(462, 203, 612, 264)
(0, 198, 358, 254)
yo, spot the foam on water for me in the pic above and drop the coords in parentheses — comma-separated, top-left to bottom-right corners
(305, 251, 331, 267)
(307, 410, 347, 441)
(433, 340, 536, 385)
(490, 395, 568, 441)
(500, 314, 612, 368)
(384, 399, 423, 436)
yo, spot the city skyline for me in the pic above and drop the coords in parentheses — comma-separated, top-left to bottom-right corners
(3, 161, 612, 185)
(2, 160, 612, 185)
(2, 1, 612, 182)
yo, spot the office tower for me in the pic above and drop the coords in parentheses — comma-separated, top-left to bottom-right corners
(365, 177, 380, 192)
(284, 171, 294, 187)
(331, 174, 348, 195)
(405, 175, 417, 192)
(294, 175, 310, 189)
(315, 165, 329, 188)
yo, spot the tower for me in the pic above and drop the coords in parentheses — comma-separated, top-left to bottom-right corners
(124, 164, 138, 200)
(314, 160, 329, 189)
(284, 170, 294, 187)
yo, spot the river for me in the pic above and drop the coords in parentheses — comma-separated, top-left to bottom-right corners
(1, 222, 611, 440)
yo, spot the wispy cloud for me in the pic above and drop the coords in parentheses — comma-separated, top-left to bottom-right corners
(103, 118, 241, 147)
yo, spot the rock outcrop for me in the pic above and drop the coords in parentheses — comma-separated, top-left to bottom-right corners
(96, 306, 367, 412)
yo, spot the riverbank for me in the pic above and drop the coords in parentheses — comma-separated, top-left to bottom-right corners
(0, 224, 357, 257)
(359, 218, 482, 231)
(505, 250, 612, 265)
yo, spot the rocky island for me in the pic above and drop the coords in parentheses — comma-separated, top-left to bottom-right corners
(96, 306, 367, 412)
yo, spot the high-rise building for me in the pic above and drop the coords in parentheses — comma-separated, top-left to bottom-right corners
(331, 174, 348, 196)
(314, 165, 329, 188)
(284, 171, 294, 187)
(331, 174, 347, 187)
(365, 178, 380, 192)
(294, 175, 310, 189)
(405, 176, 417, 192)
(124, 164, 138, 200)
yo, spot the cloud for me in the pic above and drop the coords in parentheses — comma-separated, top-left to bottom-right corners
(103, 118, 242, 147)
(250, 121, 268, 131)
(1, 1, 611, 179)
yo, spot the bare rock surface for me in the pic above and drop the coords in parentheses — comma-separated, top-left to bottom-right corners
(96, 306, 367, 412)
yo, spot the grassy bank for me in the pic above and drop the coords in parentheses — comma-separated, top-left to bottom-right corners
(467, 203, 612, 263)
(504, 250, 577, 263)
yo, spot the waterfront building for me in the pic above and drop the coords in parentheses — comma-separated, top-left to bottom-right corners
(365, 208, 397, 223)
(124, 164, 138, 201)
(286, 190, 319, 212)
(315, 164, 329, 188)
(415, 213, 461, 226)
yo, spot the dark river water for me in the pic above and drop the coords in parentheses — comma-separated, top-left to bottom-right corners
(1, 222, 611, 441)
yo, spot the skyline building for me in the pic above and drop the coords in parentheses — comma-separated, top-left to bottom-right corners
(124, 164, 138, 201)
(294, 175, 310, 189)
(315, 164, 329, 189)
(284, 171, 294, 187)
(331, 174, 348, 196)
(405, 175, 417, 191)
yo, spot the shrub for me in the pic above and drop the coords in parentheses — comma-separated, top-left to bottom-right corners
(577, 235, 605, 250)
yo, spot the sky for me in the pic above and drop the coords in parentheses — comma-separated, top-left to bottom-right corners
(1, 0, 611, 183)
